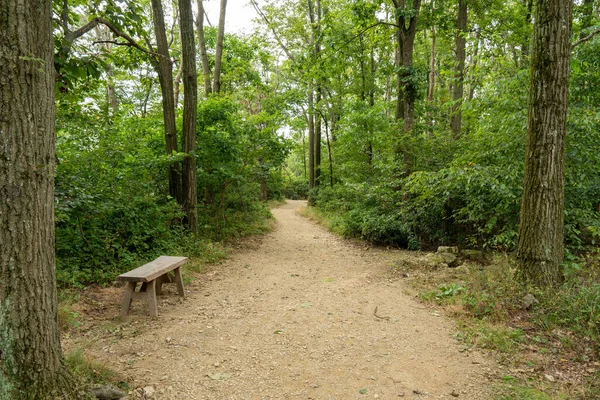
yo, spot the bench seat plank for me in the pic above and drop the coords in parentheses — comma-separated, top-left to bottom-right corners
(117, 256, 189, 283)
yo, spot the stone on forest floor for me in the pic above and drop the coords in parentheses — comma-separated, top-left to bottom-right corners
(90, 384, 127, 400)
(461, 249, 484, 261)
(437, 246, 459, 254)
(425, 252, 460, 268)
(522, 293, 539, 310)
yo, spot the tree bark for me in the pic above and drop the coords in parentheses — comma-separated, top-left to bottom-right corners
(174, 60, 183, 106)
(0, 0, 84, 397)
(427, 26, 436, 103)
(179, 0, 199, 234)
(213, 0, 228, 94)
(196, 0, 213, 96)
(450, 0, 467, 138)
(516, 0, 573, 287)
(94, 25, 119, 112)
(151, 0, 183, 205)
(308, 0, 322, 187)
(308, 86, 315, 190)
(315, 86, 322, 186)
(324, 116, 334, 187)
(468, 29, 480, 100)
(393, 0, 422, 175)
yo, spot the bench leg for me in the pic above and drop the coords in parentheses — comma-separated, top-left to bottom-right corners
(174, 267, 185, 299)
(155, 273, 172, 296)
(120, 282, 137, 317)
(146, 280, 158, 317)
(155, 276, 163, 296)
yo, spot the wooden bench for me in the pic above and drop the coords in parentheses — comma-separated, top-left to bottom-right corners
(117, 256, 189, 317)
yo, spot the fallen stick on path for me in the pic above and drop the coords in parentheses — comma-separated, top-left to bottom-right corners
(373, 306, 390, 320)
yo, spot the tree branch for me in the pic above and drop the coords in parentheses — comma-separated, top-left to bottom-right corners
(64, 17, 155, 57)
(93, 40, 130, 46)
(61, 0, 69, 35)
(250, 0, 296, 61)
(203, 9, 213, 27)
(572, 27, 600, 48)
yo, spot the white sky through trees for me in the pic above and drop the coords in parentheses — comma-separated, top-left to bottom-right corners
(202, 0, 258, 35)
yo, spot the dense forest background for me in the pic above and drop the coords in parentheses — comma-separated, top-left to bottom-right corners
(52, 0, 599, 287)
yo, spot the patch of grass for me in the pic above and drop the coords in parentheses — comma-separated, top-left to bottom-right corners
(457, 321, 524, 354)
(65, 347, 122, 386)
(185, 242, 227, 274)
(58, 290, 81, 332)
(297, 205, 345, 236)
(420, 283, 465, 305)
(495, 381, 554, 400)
(268, 199, 287, 208)
(420, 257, 600, 398)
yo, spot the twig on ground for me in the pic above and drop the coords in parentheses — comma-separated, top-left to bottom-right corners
(373, 306, 390, 320)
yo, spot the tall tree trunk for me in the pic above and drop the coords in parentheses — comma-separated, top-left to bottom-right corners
(0, 0, 83, 397)
(179, 0, 199, 234)
(106, 63, 119, 111)
(308, 87, 315, 190)
(516, 0, 573, 287)
(151, 0, 183, 204)
(213, 0, 227, 94)
(468, 29, 480, 100)
(427, 26, 436, 103)
(174, 60, 183, 106)
(368, 47, 377, 165)
(94, 25, 119, 112)
(315, 87, 322, 186)
(451, 0, 467, 138)
(196, 0, 213, 96)
(393, 0, 422, 175)
(324, 117, 334, 187)
(307, 0, 322, 187)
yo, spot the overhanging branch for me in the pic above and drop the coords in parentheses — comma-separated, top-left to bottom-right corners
(572, 27, 600, 48)
(63, 17, 156, 58)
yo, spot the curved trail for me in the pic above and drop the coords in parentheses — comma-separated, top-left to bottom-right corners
(85, 200, 494, 399)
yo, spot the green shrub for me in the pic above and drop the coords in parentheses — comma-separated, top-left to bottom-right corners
(283, 178, 308, 200)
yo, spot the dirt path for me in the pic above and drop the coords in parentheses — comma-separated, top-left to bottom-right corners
(79, 200, 496, 399)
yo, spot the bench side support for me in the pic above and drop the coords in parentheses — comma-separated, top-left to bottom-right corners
(146, 279, 158, 317)
(120, 282, 137, 316)
(174, 267, 185, 298)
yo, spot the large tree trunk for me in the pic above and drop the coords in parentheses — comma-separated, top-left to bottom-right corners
(213, 0, 228, 94)
(516, 0, 573, 287)
(0, 0, 83, 397)
(151, 0, 183, 205)
(309, 0, 322, 187)
(393, 0, 422, 175)
(450, 0, 467, 138)
(179, 0, 199, 234)
(196, 0, 213, 96)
